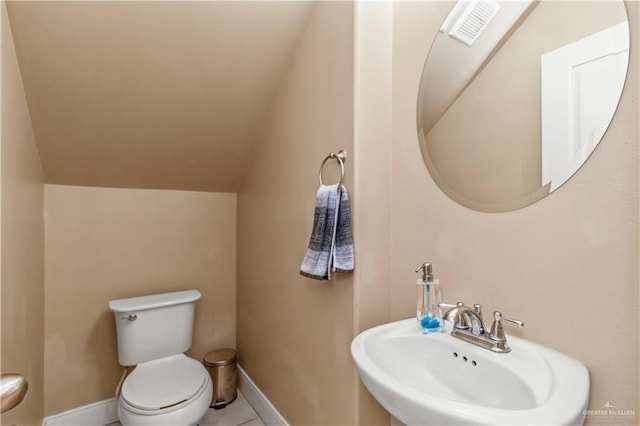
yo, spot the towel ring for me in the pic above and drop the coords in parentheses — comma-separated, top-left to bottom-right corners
(318, 150, 347, 186)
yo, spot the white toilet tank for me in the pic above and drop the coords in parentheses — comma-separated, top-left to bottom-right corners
(109, 290, 201, 366)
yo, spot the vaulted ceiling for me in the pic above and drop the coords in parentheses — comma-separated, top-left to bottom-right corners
(7, 1, 313, 192)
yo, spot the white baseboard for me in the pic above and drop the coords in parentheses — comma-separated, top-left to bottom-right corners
(43, 397, 118, 426)
(42, 367, 285, 426)
(238, 365, 288, 426)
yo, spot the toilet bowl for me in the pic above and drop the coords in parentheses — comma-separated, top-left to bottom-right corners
(118, 354, 213, 426)
(109, 290, 212, 426)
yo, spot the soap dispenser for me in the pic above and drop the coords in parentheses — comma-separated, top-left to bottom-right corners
(415, 262, 442, 334)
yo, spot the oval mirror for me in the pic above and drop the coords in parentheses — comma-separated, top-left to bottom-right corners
(417, 0, 630, 212)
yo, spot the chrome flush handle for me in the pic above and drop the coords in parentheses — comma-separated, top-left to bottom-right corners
(121, 314, 137, 321)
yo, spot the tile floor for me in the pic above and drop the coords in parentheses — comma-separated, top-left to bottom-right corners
(200, 392, 264, 426)
(108, 391, 264, 426)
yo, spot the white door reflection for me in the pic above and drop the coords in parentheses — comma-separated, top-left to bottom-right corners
(541, 22, 629, 191)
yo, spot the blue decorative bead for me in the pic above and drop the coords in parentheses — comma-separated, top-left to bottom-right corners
(420, 315, 432, 328)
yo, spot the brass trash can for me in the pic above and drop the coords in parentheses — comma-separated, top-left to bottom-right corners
(204, 348, 238, 409)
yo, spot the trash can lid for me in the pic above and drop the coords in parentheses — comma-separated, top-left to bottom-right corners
(204, 348, 237, 367)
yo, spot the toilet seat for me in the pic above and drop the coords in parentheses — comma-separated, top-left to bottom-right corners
(122, 354, 208, 412)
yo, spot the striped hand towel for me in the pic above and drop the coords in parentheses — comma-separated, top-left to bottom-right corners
(300, 184, 354, 280)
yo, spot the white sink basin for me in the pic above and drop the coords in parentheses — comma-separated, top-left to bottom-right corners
(351, 319, 589, 425)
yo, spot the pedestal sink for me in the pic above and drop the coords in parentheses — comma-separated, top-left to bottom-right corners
(351, 319, 589, 425)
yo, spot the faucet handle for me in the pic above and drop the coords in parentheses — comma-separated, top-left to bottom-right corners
(438, 302, 458, 310)
(438, 302, 457, 324)
(489, 311, 524, 342)
(439, 302, 473, 329)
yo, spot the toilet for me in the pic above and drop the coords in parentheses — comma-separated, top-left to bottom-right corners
(109, 290, 213, 426)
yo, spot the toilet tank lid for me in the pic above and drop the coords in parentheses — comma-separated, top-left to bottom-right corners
(109, 290, 201, 313)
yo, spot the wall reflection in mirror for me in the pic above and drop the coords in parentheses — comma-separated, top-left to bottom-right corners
(417, 0, 629, 212)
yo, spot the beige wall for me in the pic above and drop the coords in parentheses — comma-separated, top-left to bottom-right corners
(0, 2, 45, 424)
(43, 184, 236, 415)
(1, 1, 636, 424)
(424, 1, 627, 209)
(6, 1, 312, 193)
(236, 3, 355, 424)
(392, 1, 638, 424)
(352, 2, 393, 424)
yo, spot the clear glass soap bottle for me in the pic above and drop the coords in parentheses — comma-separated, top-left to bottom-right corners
(415, 262, 442, 334)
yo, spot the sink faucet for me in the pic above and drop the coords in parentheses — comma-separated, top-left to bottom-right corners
(441, 302, 485, 335)
(439, 302, 524, 353)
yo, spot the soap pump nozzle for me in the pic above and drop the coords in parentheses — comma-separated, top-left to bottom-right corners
(415, 262, 433, 282)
